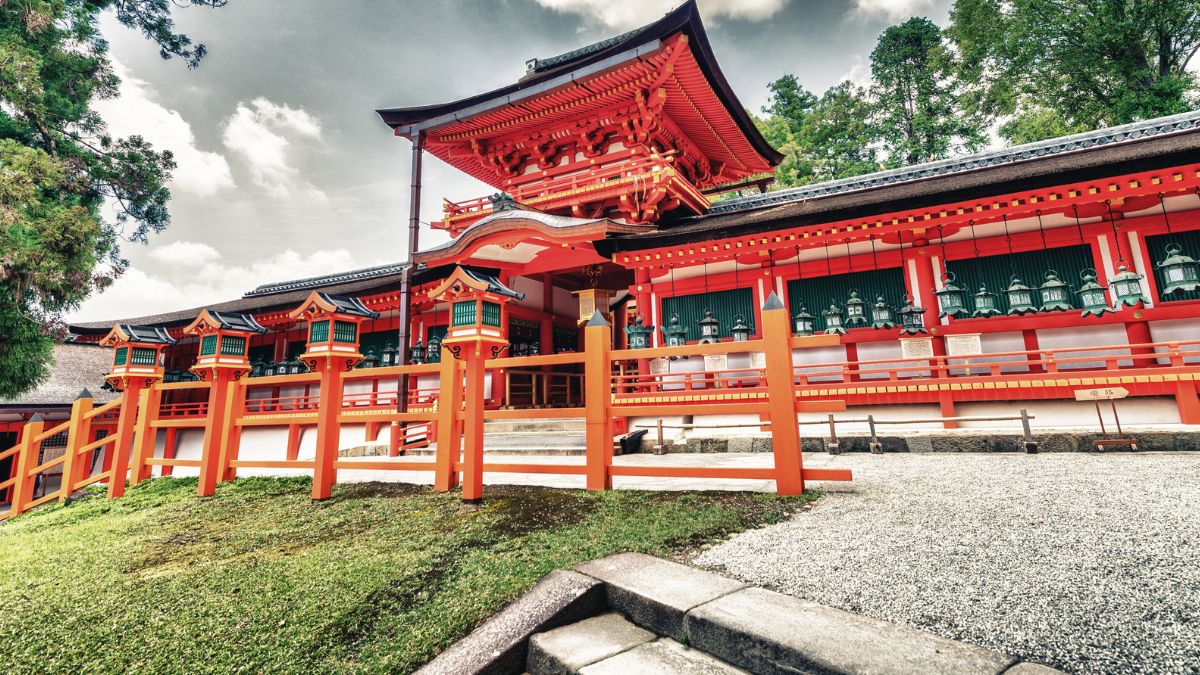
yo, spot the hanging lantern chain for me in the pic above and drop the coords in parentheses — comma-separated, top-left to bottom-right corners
(1105, 200, 1124, 264)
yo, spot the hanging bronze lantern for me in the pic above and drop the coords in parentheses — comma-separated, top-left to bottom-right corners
(1109, 264, 1147, 308)
(1157, 242, 1200, 295)
(730, 314, 751, 342)
(381, 340, 398, 367)
(1003, 276, 1038, 315)
(897, 295, 927, 335)
(823, 303, 846, 335)
(793, 303, 815, 336)
(624, 315, 654, 349)
(1038, 270, 1072, 312)
(934, 272, 968, 318)
(409, 339, 426, 364)
(662, 312, 689, 358)
(1077, 269, 1113, 317)
(697, 309, 721, 344)
(427, 333, 442, 363)
(844, 289, 869, 327)
(871, 295, 895, 329)
(972, 285, 1001, 317)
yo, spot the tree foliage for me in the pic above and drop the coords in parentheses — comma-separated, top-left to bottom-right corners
(870, 17, 986, 167)
(0, 0, 224, 398)
(948, 0, 1200, 143)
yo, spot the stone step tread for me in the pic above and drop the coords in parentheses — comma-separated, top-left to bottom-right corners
(578, 638, 747, 675)
(527, 612, 654, 674)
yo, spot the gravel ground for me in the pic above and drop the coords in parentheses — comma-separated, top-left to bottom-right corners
(694, 453, 1200, 675)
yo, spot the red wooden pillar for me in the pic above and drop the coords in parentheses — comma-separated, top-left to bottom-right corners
(129, 385, 161, 487)
(9, 416, 45, 516)
(584, 312, 613, 491)
(311, 356, 346, 500)
(1022, 329, 1044, 373)
(460, 345, 488, 503)
(106, 380, 146, 499)
(762, 293, 806, 496)
(196, 373, 236, 497)
(845, 342, 860, 382)
(434, 355, 462, 491)
(286, 424, 301, 461)
(162, 427, 179, 476)
(1124, 319, 1155, 368)
(60, 391, 94, 497)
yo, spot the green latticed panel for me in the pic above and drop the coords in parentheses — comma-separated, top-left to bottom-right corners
(200, 335, 217, 356)
(220, 335, 247, 356)
(249, 344, 273, 364)
(309, 319, 329, 343)
(787, 267, 906, 331)
(662, 288, 755, 340)
(360, 330, 391, 357)
(452, 300, 476, 327)
(481, 301, 502, 327)
(333, 320, 358, 343)
(1146, 230, 1200, 303)
(945, 244, 1094, 312)
(130, 347, 157, 365)
(114, 347, 128, 366)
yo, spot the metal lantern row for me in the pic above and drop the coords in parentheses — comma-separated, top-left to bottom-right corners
(730, 314, 752, 342)
(624, 315, 655, 349)
(845, 290, 868, 328)
(934, 273, 968, 319)
(1109, 264, 1148, 308)
(697, 309, 721, 344)
(1077, 269, 1112, 317)
(871, 296, 895, 329)
(793, 303, 816, 336)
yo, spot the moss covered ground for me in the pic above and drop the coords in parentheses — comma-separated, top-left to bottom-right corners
(0, 478, 813, 673)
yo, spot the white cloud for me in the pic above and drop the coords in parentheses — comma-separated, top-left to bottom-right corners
(68, 245, 363, 322)
(851, 0, 934, 21)
(222, 97, 324, 199)
(94, 60, 235, 198)
(532, 0, 789, 30)
(147, 241, 222, 267)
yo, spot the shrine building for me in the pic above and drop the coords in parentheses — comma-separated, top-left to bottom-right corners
(65, 0, 1200, 448)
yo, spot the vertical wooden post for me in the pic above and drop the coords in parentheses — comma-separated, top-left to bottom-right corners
(434, 353, 462, 491)
(107, 382, 145, 499)
(197, 375, 232, 497)
(129, 385, 161, 486)
(60, 390, 94, 500)
(217, 378, 247, 482)
(460, 345, 488, 503)
(11, 416, 46, 515)
(312, 358, 346, 501)
(286, 424, 302, 461)
(1175, 380, 1200, 425)
(762, 292, 805, 496)
(939, 394, 958, 430)
(584, 312, 613, 491)
(162, 427, 178, 476)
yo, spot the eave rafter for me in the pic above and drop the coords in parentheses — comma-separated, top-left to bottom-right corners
(615, 164, 1200, 269)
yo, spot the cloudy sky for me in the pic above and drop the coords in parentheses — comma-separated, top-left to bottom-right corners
(70, 0, 952, 322)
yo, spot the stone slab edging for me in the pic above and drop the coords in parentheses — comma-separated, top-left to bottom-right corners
(417, 552, 1063, 675)
(415, 569, 607, 675)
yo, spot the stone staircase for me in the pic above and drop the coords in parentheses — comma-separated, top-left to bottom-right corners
(419, 552, 1063, 675)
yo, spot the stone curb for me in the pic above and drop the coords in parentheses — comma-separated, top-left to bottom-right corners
(415, 569, 606, 675)
(419, 553, 1065, 675)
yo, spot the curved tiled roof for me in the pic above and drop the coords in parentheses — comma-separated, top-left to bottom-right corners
(246, 262, 408, 298)
(709, 110, 1200, 216)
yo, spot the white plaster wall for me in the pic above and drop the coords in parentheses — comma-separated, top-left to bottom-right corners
(1036, 324, 1132, 369)
(511, 277, 544, 311)
(957, 398, 1180, 429)
(857, 340, 930, 379)
(792, 344, 847, 382)
(1150, 319, 1200, 364)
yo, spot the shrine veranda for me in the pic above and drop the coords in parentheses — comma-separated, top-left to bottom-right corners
(5, 1, 1200, 512)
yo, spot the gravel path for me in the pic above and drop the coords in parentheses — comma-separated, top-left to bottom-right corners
(694, 453, 1200, 674)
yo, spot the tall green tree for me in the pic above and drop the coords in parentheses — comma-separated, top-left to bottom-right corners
(0, 0, 224, 398)
(948, 0, 1200, 143)
(870, 17, 986, 167)
(756, 76, 880, 188)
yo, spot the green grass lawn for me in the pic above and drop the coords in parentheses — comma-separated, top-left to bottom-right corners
(0, 478, 813, 673)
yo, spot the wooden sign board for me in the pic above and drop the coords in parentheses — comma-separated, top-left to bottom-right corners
(649, 357, 670, 376)
(1074, 387, 1130, 401)
(945, 333, 983, 357)
(750, 351, 767, 370)
(900, 337, 935, 359)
